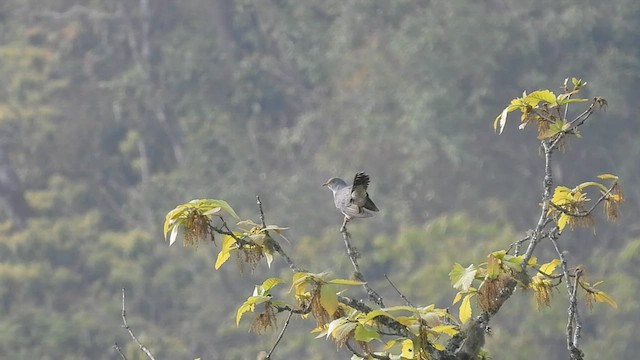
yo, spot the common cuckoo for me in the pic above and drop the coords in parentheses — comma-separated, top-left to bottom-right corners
(323, 172, 379, 229)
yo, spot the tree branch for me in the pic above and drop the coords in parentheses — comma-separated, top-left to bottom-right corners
(266, 311, 293, 359)
(340, 225, 384, 307)
(113, 343, 127, 360)
(549, 231, 584, 360)
(120, 288, 156, 360)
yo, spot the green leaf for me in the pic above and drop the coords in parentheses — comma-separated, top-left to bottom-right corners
(354, 324, 380, 342)
(459, 293, 474, 323)
(450, 263, 477, 291)
(320, 284, 339, 316)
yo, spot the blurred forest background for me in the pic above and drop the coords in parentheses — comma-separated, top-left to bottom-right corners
(0, 0, 638, 359)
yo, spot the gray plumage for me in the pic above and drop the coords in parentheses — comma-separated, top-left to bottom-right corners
(323, 172, 379, 220)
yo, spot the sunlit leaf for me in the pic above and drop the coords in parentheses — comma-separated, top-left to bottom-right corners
(450, 263, 477, 291)
(597, 173, 618, 180)
(593, 291, 618, 309)
(236, 302, 254, 326)
(169, 225, 179, 246)
(326, 317, 349, 339)
(539, 259, 561, 275)
(320, 284, 339, 316)
(354, 324, 380, 342)
(487, 254, 501, 279)
(327, 278, 366, 286)
(260, 278, 284, 292)
(401, 339, 414, 359)
(215, 235, 237, 269)
(459, 294, 473, 323)
(525, 90, 556, 105)
(362, 309, 395, 323)
(557, 213, 569, 231)
(430, 324, 458, 336)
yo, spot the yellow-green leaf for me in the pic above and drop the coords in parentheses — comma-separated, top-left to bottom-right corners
(450, 263, 477, 291)
(320, 284, 339, 316)
(487, 254, 501, 279)
(215, 235, 237, 269)
(525, 90, 556, 105)
(327, 278, 366, 286)
(597, 173, 618, 180)
(453, 291, 463, 305)
(363, 309, 395, 323)
(236, 302, 254, 326)
(557, 213, 569, 231)
(260, 278, 284, 292)
(430, 324, 459, 337)
(539, 259, 560, 275)
(459, 294, 473, 323)
(593, 291, 618, 309)
(401, 339, 415, 359)
(354, 324, 380, 342)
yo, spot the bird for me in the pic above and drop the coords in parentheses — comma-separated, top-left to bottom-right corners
(323, 172, 379, 231)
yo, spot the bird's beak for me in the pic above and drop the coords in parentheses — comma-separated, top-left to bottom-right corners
(322, 182, 329, 187)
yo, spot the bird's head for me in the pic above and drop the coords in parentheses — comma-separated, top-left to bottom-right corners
(322, 177, 347, 192)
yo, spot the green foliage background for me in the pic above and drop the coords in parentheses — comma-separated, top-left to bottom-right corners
(0, 0, 638, 359)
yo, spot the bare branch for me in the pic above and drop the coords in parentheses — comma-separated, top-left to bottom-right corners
(549, 232, 584, 360)
(120, 288, 156, 360)
(266, 311, 293, 359)
(257, 195, 267, 228)
(522, 140, 554, 265)
(340, 225, 384, 307)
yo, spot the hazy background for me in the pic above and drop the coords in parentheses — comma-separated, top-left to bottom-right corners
(0, 0, 638, 359)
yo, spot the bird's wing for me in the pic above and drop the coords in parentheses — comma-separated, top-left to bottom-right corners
(364, 196, 379, 212)
(352, 172, 370, 190)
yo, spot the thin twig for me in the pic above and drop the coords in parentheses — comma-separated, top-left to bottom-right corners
(266, 311, 293, 359)
(341, 225, 384, 307)
(113, 343, 127, 360)
(120, 288, 157, 360)
(385, 274, 415, 307)
(257, 196, 267, 228)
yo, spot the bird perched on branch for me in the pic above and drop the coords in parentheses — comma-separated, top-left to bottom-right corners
(323, 172, 379, 231)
